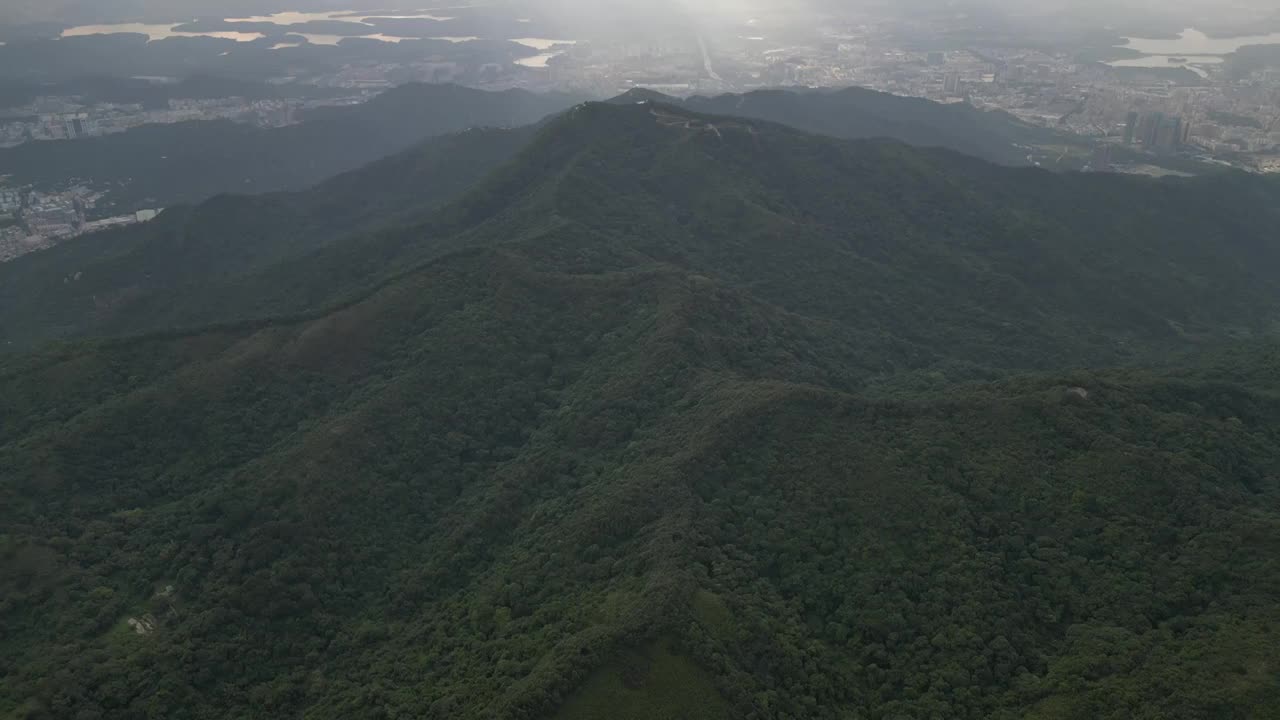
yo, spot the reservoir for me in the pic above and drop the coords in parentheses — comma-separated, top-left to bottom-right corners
(1118, 28, 1280, 55)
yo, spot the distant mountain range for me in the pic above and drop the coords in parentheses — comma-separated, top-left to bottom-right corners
(2, 91, 1275, 352)
(0, 82, 1098, 348)
(1, 81, 1079, 217)
(614, 86, 1068, 166)
(0, 121, 541, 346)
(0, 83, 584, 210)
(3, 92, 1279, 720)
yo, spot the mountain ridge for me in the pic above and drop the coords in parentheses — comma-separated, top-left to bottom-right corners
(0, 82, 584, 210)
(2, 96, 1280, 720)
(5, 99, 1280, 363)
(612, 85, 1070, 166)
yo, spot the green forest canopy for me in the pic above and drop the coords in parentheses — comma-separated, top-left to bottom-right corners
(2, 101, 1279, 720)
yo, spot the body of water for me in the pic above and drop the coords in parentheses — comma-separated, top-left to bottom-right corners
(61, 9, 456, 44)
(510, 38, 577, 51)
(1107, 55, 1222, 78)
(511, 39, 577, 68)
(1118, 28, 1280, 55)
(223, 11, 455, 24)
(61, 23, 264, 42)
(60, 15, 580, 59)
(291, 32, 415, 45)
(1104, 27, 1280, 77)
(516, 53, 557, 68)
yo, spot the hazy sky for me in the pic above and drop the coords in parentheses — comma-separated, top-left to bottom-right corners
(2, 0, 1277, 29)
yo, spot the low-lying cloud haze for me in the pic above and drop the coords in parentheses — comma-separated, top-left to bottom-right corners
(4, 0, 1279, 26)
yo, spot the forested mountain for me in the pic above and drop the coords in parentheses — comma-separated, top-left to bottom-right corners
(6, 101, 1279, 360)
(3, 102, 1280, 720)
(0, 83, 581, 210)
(615, 86, 1068, 166)
(0, 124, 539, 347)
(0, 84, 1077, 350)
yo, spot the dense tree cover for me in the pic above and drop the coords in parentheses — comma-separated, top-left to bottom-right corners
(0, 123, 540, 347)
(2, 102, 1280, 719)
(199, 102, 1280, 374)
(1226, 44, 1280, 79)
(0, 82, 581, 210)
(6, 101, 1280, 359)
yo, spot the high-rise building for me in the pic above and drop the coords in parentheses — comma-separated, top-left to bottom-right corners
(1089, 145, 1114, 171)
(943, 73, 961, 94)
(1136, 111, 1164, 148)
(927, 52, 945, 66)
(1131, 112, 1190, 153)
(1123, 111, 1140, 144)
(59, 113, 90, 140)
(1154, 118, 1178, 151)
(1150, 115, 1188, 153)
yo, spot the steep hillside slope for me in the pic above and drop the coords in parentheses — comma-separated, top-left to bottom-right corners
(2, 227, 1278, 720)
(157, 102, 1280, 374)
(6, 102, 1280, 364)
(0, 124, 538, 347)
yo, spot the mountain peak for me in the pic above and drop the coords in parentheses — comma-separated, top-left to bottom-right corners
(539, 98, 778, 150)
(605, 87, 682, 105)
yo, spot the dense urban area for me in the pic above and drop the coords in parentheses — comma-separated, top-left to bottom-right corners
(2, 3, 1280, 261)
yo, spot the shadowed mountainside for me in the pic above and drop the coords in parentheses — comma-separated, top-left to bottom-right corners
(0, 83, 582, 209)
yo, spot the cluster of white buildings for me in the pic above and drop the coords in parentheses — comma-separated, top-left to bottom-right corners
(0, 185, 162, 263)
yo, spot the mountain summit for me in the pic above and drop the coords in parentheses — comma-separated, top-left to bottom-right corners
(639, 86, 1058, 165)
(6, 100, 1280, 359)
